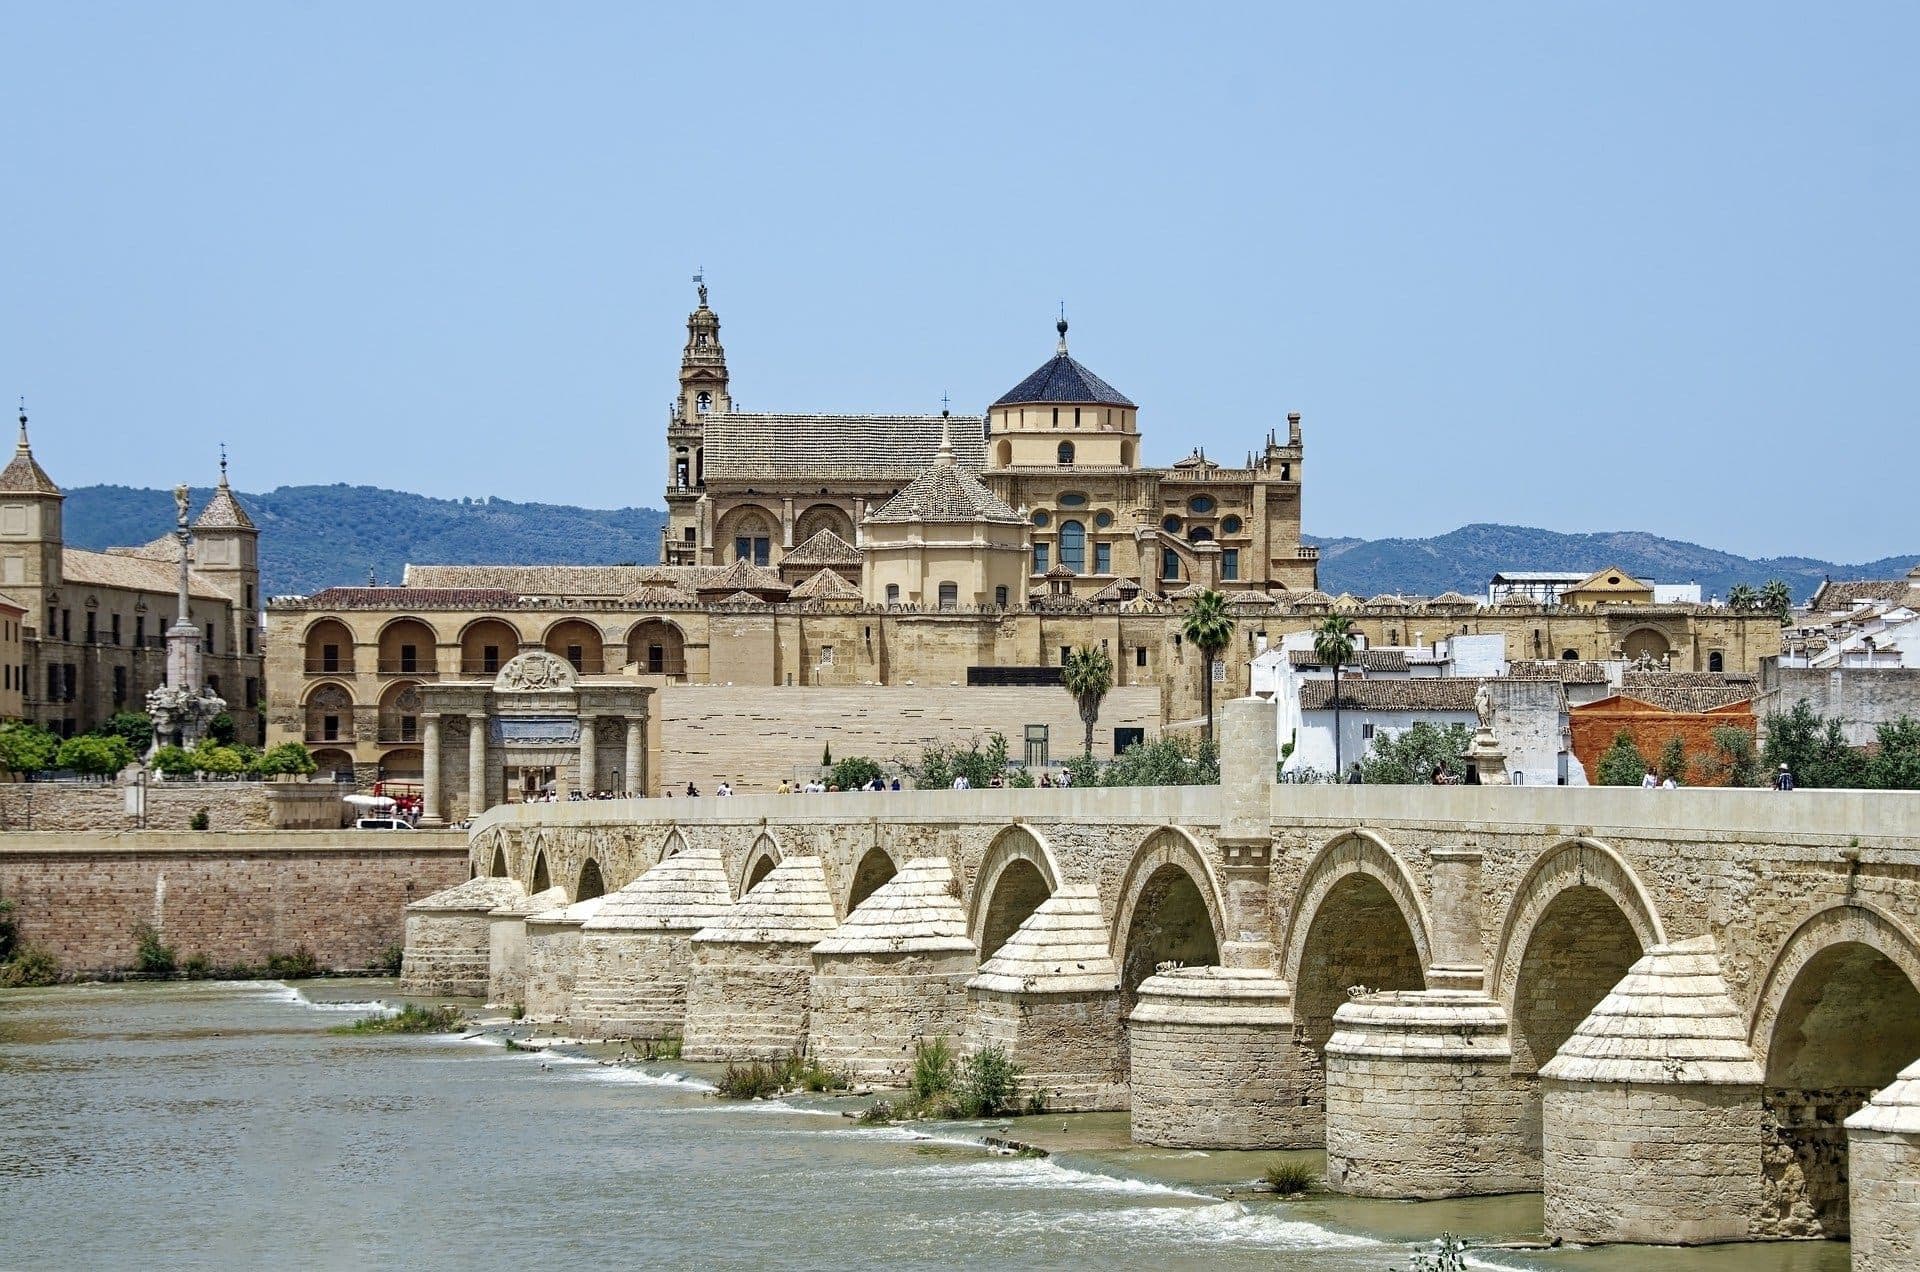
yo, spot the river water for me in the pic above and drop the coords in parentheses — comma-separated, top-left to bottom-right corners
(0, 980, 1848, 1271)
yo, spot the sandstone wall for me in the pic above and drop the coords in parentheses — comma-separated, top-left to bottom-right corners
(569, 929, 697, 1040)
(0, 780, 275, 832)
(1848, 1130, 1920, 1272)
(807, 949, 974, 1084)
(400, 908, 493, 996)
(1128, 1016, 1314, 1149)
(682, 940, 815, 1061)
(523, 920, 587, 1023)
(967, 989, 1126, 1112)
(1, 830, 467, 974)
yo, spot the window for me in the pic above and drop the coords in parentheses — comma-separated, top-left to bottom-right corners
(1033, 544, 1049, 574)
(675, 459, 689, 488)
(46, 666, 58, 700)
(113, 665, 127, 704)
(937, 582, 958, 610)
(994, 586, 1008, 608)
(1222, 549, 1239, 581)
(1135, 646, 1147, 668)
(1561, 648, 1579, 660)
(565, 644, 585, 672)
(1058, 520, 1085, 573)
(696, 391, 712, 415)
(1060, 646, 1071, 665)
(1280, 462, 1291, 480)
(819, 645, 834, 666)
(1708, 651, 1724, 672)
(1161, 515, 1181, 532)
(246, 678, 260, 708)
(1094, 510, 1112, 529)
(322, 643, 341, 673)
(205, 623, 215, 654)
(1362, 722, 1375, 740)
(1162, 548, 1180, 580)
(1024, 724, 1049, 768)
(85, 611, 96, 643)
(1093, 542, 1111, 574)
(245, 584, 254, 610)
(323, 714, 340, 741)
(1051, 407, 1059, 428)
(482, 644, 500, 673)
(1058, 492, 1087, 508)
(1113, 726, 1144, 753)
(61, 609, 70, 641)
(1073, 407, 1081, 428)
(1056, 441, 1074, 466)
(245, 627, 254, 654)
(683, 526, 695, 542)
(62, 664, 75, 701)
(400, 643, 418, 674)
(1221, 515, 1242, 534)
(1189, 495, 1215, 514)
(135, 616, 145, 646)
(885, 584, 900, 605)
(1189, 527, 1213, 543)
(1032, 509, 1050, 528)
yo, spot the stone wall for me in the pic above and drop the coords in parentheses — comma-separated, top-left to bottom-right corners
(807, 949, 974, 1084)
(0, 830, 467, 974)
(0, 780, 276, 832)
(1757, 664, 1920, 746)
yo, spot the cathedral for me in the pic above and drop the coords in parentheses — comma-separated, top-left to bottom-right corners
(661, 284, 1318, 602)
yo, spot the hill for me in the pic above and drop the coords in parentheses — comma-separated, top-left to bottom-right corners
(61, 485, 1913, 604)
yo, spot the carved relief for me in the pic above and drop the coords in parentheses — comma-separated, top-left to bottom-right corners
(494, 650, 578, 692)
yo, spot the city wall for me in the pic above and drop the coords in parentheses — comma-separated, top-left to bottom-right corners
(0, 830, 467, 973)
(0, 781, 275, 833)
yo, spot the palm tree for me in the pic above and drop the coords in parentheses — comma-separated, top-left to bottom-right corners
(1313, 614, 1357, 775)
(1726, 583, 1758, 612)
(1181, 589, 1235, 741)
(1062, 644, 1115, 758)
(1759, 579, 1794, 625)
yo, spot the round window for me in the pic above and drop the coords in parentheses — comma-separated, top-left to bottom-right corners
(1032, 510, 1050, 528)
(1093, 510, 1113, 529)
(1189, 495, 1215, 514)
(1058, 491, 1088, 508)
(1162, 515, 1182, 533)
(1221, 515, 1242, 534)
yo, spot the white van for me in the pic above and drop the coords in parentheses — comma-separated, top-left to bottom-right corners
(353, 817, 415, 831)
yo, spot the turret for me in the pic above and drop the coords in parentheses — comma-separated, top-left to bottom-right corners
(664, 276, 729, 565)
(984, 318, 1140, 470)
(191, 447, 261, 659)
(0, 402, 65, 634)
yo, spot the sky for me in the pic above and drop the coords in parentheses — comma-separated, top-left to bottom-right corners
(2, 4, 1915, 562)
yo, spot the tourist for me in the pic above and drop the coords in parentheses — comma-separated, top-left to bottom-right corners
(889, 776, 902, 792)
(1660, 776, 1677, 790)
(1640, 771, 1658, 790)
(1039, 773, 1052, 788)
(1774, 763, 1795, 792)
(952, 774, 969, 791)
(686, 781, 700, 797)
(717, 781, 733, 797)
(1347, 763, 1363, 784)
(1431, 764, 1449, 786)
(1056, 769, 1070, 787)
(777, 779, 791, 795)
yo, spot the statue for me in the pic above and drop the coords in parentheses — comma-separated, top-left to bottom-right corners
(1473, 682, 1495, 731)
(173, 483, 191, 530)
(146, 681, 225, 755)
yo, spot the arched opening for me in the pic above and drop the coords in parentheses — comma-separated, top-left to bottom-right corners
(576, 859, 606, 902)
(995, 438, 1012, 466)
(460, 618, 521, 676)
(716, 506, 776, 567)
(309, 747, 354, 780)
(626, 620, 686, 677)
(376, 617, 438, 676)
(847, 848, 896, 914)
(794, 503, 854, 546)
(1119, 863, 1219, 1005)
(1057, 521, 1085, 574)
(1761, 941, 1920, 1238)
(490, 845, 509, 878)
(543, 619, 605, 675)
(378, 746, 423, 780)
(741, 833, 781, 897)
(1057, 440, 1074, 466)
(531, 850, 551, 895)
(746, 854, 776, 892)
(303, 683, 355, 744)
(979, 858, 1051, 962)
(1293, 874, 1425, 1118)
(1623, 627, 1671, 663)
(1708, 651, 1725, 672)
(303, 618, 356, 675)
(377, 680, 423, 744)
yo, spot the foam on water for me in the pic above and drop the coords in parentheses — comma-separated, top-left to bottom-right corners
(534, 1051, 717, 1092)
(251, 982, 397, 1015)
(868, 1155, 1209, 1200)
(976, 1199, 1382, 1251)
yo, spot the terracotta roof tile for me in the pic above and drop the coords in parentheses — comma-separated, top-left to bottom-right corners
(1300, 678, 1483, 712)
(783, 528, 863, 566)
(63, 548, 229, 601)
(788, 567, 863, 601)
(301, 586, 519, 609)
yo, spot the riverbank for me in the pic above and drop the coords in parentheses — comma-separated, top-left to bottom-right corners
(0, 980, 1849, 1271)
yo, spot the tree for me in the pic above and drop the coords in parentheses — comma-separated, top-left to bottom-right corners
(1691, 726, 1763, 787)
(1867, 716, 1920, 791)
(1763, 700, 1868, 789)
(1758, 579, 1795, 625)
(1181, 591, 1234, 742)
(829, 755, 883, 791)
(100, 711, 154, 754)
(253, 742, 319, 778)
(190, 741, 246, 776)
(1063, 735, 1219, 788)
(1062, 645, 1115, 757)
(1726, 583, 1758, 613)
(208, 713, 237, 745)
(1656, 735, 1688, 786)
(0, 721, 60, 774)
(150, 745, 196, 778)
(910, 734, 1010, 790)
(1357, 722, 1471, 785)
(1312, 614, 1358, 774)
(55, 733, 135, 778)
(1596, 730, 1648, 786)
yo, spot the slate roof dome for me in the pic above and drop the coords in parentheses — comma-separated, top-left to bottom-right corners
(991, 319, 1136, 408)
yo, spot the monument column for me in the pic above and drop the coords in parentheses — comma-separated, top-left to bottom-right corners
(624, 717, 645, 797)
(420, 713, 444, 826)
(467, 711, 488, 816)
(578, 714, 597, 794)
(1216, 695, 1277, 968)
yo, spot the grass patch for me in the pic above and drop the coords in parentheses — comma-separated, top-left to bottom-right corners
(0, 946, 59, 987)
(333, 1002, 465, 1035)
(266, 948, 322, 978)
(1263, 1161, 1315, 1195)
(910, 1036, 954, 1102)
(711, 1049, 851, 1101)
(133, 922, 176, 975)
(717, 1061, 781, 1100)
(952, 1044, 1022, 1119)
(635, 1035, 682, 1061)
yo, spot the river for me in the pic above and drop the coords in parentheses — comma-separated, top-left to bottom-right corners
(0, 980, 1848, 1270)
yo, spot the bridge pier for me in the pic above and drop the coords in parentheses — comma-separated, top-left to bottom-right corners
(487, 885, 564, 1007)
(400, 876, 528, 996)
(682, 856, 838, 1061)
(570, 848, 731, 1040)
(1540, 937, 1764, 1245)
(966, 885, 1126, 1111)
(523, 894, 605, 1024)
(1847, 1060, 1920, 1272)
(1128, 966, 1310, 1148)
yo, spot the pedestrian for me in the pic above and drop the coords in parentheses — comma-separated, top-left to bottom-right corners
(952, 774, 969, 791)
(889, 777, 902, 792)
(1773, 763, 1795, 792)
(1660, 776, 1676, 790)
(1347, 763, 1363, 784)
(686, 781, 700, 797)
(717, 781, 732, 797)
(1640, 771, 1658, 790)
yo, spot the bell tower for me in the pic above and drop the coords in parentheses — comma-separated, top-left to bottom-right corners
(0, 403, 65, 629)
(664, 275, 729, 566)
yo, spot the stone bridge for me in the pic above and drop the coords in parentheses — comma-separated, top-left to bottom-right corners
(408, 698, 1920, 1262)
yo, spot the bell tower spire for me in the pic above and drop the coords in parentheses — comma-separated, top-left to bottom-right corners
(664, 273, 729, 566)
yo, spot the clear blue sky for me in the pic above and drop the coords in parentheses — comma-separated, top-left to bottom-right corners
(3, 4, 1914, 562)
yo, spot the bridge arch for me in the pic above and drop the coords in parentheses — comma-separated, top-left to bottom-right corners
(1749, 903, 1920, 1238)
(575, 858, 606, 902)
(1111, 825, 1226, 1005)
(969, 824, 1062, 961)
(740, 832, 782, 897)
(1281, 829, 1433, 988)
(480, 827, 510, 879)
(529, 844, 551, 895)
(1492, 837, 1666, 1075)
(657, 826, 687, 863)
(846, 846, 898, 917)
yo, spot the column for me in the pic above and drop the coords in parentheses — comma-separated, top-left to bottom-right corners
(1216, 695, 1277, 968)
(420, 713, 443, 826)
(624, 717, 645, 797)
(781, 496, 795, 548)
(578, 714, 597, 794)
(467, 712, 488, 816)
(1426, 848, 1486, 991)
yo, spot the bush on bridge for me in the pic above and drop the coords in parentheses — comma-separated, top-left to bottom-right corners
(1061, 735, 1220, 789)
(829, 756, 883, 791)
(1596, 730, 1649, 786)
(1357, 721, 1472, 785)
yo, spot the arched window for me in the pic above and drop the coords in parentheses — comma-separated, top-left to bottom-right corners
(696, 391, 712, 415)
(1221, 515, 1242, 534)
(994, 586, 1009, 608)
(1189, 527, 1213, 544)
(1162, 548, 1180, 580)
(1161, 515, 1181, 533)
(937, 582, 958, 610)
(1189, 495, 1215, 514)
(995, 439, 1011, 466)
(1057, 441, 1074, 466)
(1058, 521, 1086, 574)
(1708, 651, 1724, 672)
(1562, 648, 1579, 660)
(885, 584, 900, 606)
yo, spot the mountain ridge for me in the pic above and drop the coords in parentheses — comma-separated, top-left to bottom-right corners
(58, 484, 1916, 604)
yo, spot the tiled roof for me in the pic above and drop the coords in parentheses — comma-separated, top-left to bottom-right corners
(583, 847, 731, 933)
(62, 548, 230, 601)
(1615, 687, 1754, 713)
(405, 564, 659, 596)
(788, 567, 863, 601)
(866, 450, 1023, 525)
(192, 478, 256, 530)
(702, 413, 986, 480)
(1299, 678, 1483, 712)
(991, 350, 1136, 408)
(0, 591, 25, 613)
(1043, 560, 1077, 579)
(302, 586, 519, 609)
(1508, 659, 1610, 684)
(1809, 579, 1911, 612)
(1167, 583, 1210, 600)
(1364, 594, 1409, 608)
(696, 557, 789, 594)
(717, 590, 768, 606)
(1428, 591, 1479, 608)
(621, 584, 692, 606)
(1288, 648, 1404, 671)
(1226, 590, 1274, 607)
(1291, 590, 1334, 607)
(0, 424, 59, 496)
(783, 528, 863, 566)
(1089, 578, 1143, 603)
(1623, 670, 1755, 688)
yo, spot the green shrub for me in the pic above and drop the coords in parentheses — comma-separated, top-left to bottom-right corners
(102, 711, 155, 753)
(1359, 722, 1472, 785)
(1596, 730, 1648, 786)
(266, 948, 321, 978)
(181, 953, 212, 979)
(56, 732, 135, 778)
(0, 946, 59, 987)
(188, 808, 211, 831)
(716, 1061, 780, 1100)
(910, 1037, 955, 1102)
(1263, 1161, 1314, 1195)
(857, 1100, 896, 1125)
(377, 945, 405, 977)
(133, 922, 176, 975)
(509, 1003, 526, 1020)
(208, 713, 237, 745)
(253, 741, 319, 778)
(1008, 767, 1035, 789)
(0, 896, 17, 962)
(151, 745, 196, 778)
(952, 1044, 1022, 1118)
(191, 742, 246, 776)
(0, 721, 60, 774)
(334, 1002, 464, 1034)
(830, 756, 884, 791)
(637, 1035, 683, 1061)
